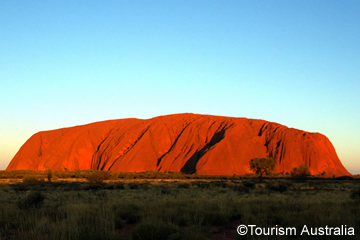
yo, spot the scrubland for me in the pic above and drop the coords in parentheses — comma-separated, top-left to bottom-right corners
(0, 170, 359, 240)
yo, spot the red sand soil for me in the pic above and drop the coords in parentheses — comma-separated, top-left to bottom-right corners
(6, 113, 350, 176)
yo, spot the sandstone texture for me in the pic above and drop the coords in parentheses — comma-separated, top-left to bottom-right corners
(6, 114, 350, 176)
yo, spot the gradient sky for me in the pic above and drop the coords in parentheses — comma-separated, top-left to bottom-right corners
(1, 1, 359, 173)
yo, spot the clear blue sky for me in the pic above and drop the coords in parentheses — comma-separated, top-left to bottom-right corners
(1, 1, 359, 173)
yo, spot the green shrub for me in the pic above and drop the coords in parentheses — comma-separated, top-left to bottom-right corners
(291, 164, 311, 178)
(177, 182, 191, 189)
(22, 175, 44, 183)
(127, 182, 139, 189)
(44, 207, 68, 222)
(203, 210, 230, 226)
(160, 186, 171, 194)
(47, 170, 53, 182)
(233, 185, 250, 194)
(113, 203, 141, 224)
(249, 157, 276, 178)
(114, 214, 125, 230)
(193, 181, 211, 188)
(11, 183, 30, 191)
(350, 188, 360, 201)
(267, 182, 288, 193)
(17, 191, 46, 209)
(105, 182, 125, 190)
(243, 180, 255, 188)
(86, 171, 111, 184)
(82, 184, 103, 190)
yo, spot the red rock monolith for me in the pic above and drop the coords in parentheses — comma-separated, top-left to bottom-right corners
(6, 113, 350, 176)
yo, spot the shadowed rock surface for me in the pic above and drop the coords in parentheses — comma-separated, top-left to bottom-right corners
(6, 114, 350, 176)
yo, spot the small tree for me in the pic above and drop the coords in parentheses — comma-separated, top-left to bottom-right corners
(47, 169, 53, 182)
(290, 164, 311, 178)
(249, 157, 276, 178)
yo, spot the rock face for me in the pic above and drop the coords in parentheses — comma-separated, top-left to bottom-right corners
(6, 113, 350, 176)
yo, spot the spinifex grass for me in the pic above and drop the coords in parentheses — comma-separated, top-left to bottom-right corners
(0, 178, 358, 240)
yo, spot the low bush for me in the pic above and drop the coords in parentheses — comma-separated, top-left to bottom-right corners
(177, 182, 191, 189)
(114, 214, 125, 230)
(17, 191, 46, 209)
(113, 203, 142, 224)
(203, 210, 231, 226)
(192, 181, 211, 188)
(268, 182, 288, 192)
(243, 180, 255, 188)
(290, 164, 311, 178)
(11, 183, 30, 191)
(127, 182, 139, 189)
(82, 184, 103, 191)
(233, 185, 250, 194)
(105, 182, 125, 190)
(160, 186, 171, 194)
(22, 175, 44, 183)
(86, 171, 111, 184)
(249, 157, 276, 178)
(350, 188, 360, 201)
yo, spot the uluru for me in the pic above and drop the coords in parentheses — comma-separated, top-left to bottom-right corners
(6, 113, 350, 176)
